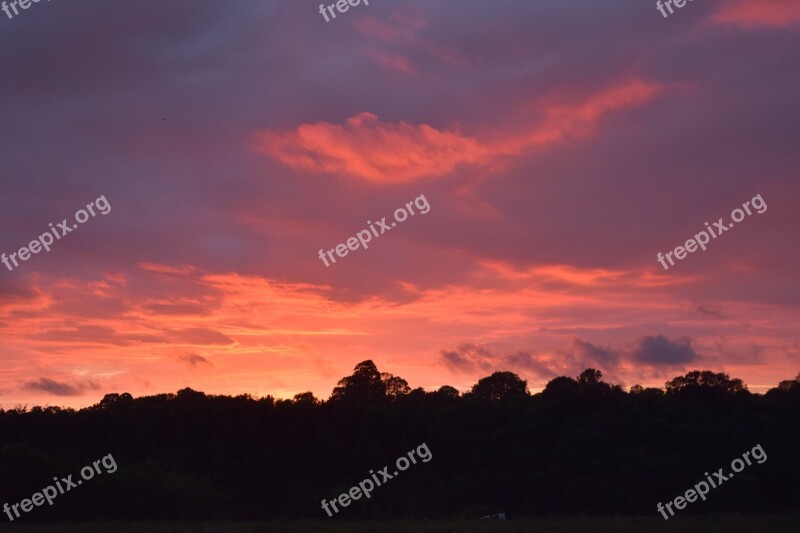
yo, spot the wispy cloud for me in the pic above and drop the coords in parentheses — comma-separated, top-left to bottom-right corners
(254, 79, 663, 184)
(711, 0, 800, 28)
(22, 377, 101, 397)
(178, 353, 213, 367)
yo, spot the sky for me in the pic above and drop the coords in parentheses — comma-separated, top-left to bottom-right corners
(0, 0, 798, 408)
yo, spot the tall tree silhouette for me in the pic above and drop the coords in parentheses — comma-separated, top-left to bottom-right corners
(330, 360, 386, 403)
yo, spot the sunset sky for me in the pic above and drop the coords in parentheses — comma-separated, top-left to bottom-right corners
(1, 0, 798, 408)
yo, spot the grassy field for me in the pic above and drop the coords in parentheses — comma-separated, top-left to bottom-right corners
(0, 515, 798, 533)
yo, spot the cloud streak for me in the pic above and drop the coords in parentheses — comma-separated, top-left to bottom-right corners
(179, 353, 213, 367)
(22, 378, 101, 397)
(254, 79, 663, 183)
(712, 0, 800, 28)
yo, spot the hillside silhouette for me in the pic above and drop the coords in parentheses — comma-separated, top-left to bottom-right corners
(0, 360, 798, 521)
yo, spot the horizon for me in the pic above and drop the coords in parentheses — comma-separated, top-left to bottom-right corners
(5, 362, 793, 411)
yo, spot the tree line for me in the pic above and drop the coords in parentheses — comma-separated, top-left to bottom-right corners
(0, 361, 798, 520)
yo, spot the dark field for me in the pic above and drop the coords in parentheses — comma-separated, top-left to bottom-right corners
(1, 515, 799, 533)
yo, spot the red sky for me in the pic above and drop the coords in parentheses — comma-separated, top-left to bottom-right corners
(1, 0, 798, 407)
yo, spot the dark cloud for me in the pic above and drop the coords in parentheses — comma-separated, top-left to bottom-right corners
(441, 343, 571, 380)
(440, 343, 494, 374)
(569, 338, 620, 367)
(22, 378, 100, 397)
(179, 353, 213, 367)
(712, 339, 764, 364)
(633, 335, 698, 365)
(442, 336, 699, 384)
(690, 304, 724, 318)
(503, 350, 561, 380)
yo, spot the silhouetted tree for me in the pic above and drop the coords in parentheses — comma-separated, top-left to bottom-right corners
(330, 360, 386, 402)
(381, 372, 411, 399)
(665, 370, 747, 395)
(542, 376, 580, 397)
(407, 387, 427, 401)
(436, 385, 460, 398)
(578, 368, 603, 385)
(98, 393, 121, 408)
(292, 392, 319, 405)
(176, 387, 206, 400)
(97, 392, 133, 410)
(470, 371, 528, 400)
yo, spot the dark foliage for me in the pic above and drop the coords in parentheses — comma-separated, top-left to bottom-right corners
(0, 361, 798, 521)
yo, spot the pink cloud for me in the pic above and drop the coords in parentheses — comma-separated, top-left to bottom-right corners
(353, 10, 467, 73)
(254, 112, 486, 184)
(368, 50, 417, 75)
(711, 0, 800, 27)
(138, 262, 196, 275)
(254, 79, 663, 184)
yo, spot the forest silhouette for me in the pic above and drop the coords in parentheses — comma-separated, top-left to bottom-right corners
(0, 360, 798, 521)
